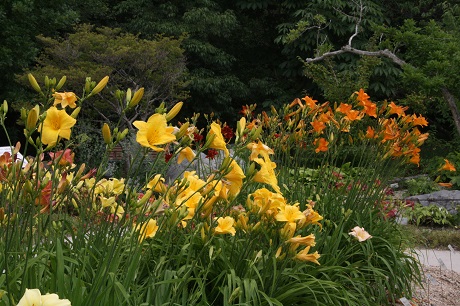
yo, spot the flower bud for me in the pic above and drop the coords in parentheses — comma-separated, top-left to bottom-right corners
(155, 102, 166, 114)
(70, 106, 81, 119)
(102, 123, 112, 145)
(44, 76, 50, 88)
(125, 88, 132, 105)
(165, 102, 183, 121)
(2, 100, 8, 115)
(20, 108, 27, 122)
(128, 87, 144, 108)
(202, 133, 216, 150)
(250, 125, 263, 141)
(236, 117, 246, 140)
(117, 128, 129, 141)
(89, 76, 109, 96)
(85, 77, 92, 94)
(27, 73, 42, 93)
(55, 76, 67, 90)
(26, 105, 40, 131)
(175, 122, 190, 140)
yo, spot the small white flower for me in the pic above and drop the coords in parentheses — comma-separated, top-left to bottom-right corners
(349, 226, 372, 242)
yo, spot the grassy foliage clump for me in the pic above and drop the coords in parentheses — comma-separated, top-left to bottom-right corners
(0, 76, 430, 305)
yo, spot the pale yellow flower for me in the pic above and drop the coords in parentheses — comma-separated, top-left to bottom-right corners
(133, 114, 176, 151)
(214, 216, 236, 236)
(39, 106, 77, 146)
(17, 288, 71, 306)
(349, 226, 372, 242)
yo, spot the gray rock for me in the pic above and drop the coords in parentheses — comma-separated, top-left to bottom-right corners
(165, 149, 245, 184)
(406, 190, 460, 214)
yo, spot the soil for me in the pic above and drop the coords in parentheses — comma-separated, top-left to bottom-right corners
(406, 265, 460, 306)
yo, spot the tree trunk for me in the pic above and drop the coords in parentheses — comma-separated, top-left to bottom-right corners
(441, 88, 460, 137)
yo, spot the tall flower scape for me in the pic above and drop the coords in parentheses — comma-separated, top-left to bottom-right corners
(0, 75, 428, 305)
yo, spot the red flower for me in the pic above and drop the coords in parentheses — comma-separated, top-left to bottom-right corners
(193, 132, 204, 143)
(221, 125, 234, 140)
(164, 152, 173, 163)
(206, 149, 218, 160)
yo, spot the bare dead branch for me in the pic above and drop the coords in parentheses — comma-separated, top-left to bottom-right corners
(306, 45, 407, 67)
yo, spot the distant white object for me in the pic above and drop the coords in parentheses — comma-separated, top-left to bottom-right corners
(0, 146, 28, 166)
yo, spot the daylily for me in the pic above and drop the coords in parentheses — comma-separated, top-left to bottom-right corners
(214, 216, 236, 236)
(275, 204, 305, 228)
(53, 92, 77, 109)
(223, 160, 246, 197)
(246, 141, 274, 160)
(253, 153, 280, 193)
(39, 107, 77, 146)
(440, 159, 456, 172)
(177, 146, 196, 164)
(388, 101, 407, 117)
(349, 226, 372, 242)
(310, 119, 326, 133)
(208, 122, 229, 156)
(133, 114, 176, 151)
(313, 138, 328, 153)
(17, 288, 71, 306)
(295, 246, 320, 265)
(136, 219, 159, 241)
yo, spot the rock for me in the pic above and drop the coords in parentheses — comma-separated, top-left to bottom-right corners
(406, 190, 460, 214)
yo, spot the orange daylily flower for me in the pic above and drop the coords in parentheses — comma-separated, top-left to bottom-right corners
(411, 114, 429, 127)
(440, 159, 456, 172)
(344, 110, 363, 121)
(310, 119, 326, 133)
(438, 182, 453, 188)
(360, 100, 377, 118)
(313, 138, 329, 153)
(302, 96, 318, 109)
(388, 102, 408, 117)
(355, 88, 370, 104)
(336, 103, 353, 114)
(365, 126, 376, 139)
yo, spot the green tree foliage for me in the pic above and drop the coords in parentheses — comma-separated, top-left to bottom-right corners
(375, 5, 460, 139)
(0, 0, 78, 99)
(110, 0, 310, 123)
(24, 25, 188, 127)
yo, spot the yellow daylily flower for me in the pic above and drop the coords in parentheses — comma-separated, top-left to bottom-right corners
(147, 174, 167, 193)
(208, 122, 229, 156)
(177, 146, 196, 164)
(224, 160, 246, 197)
(253, 153, 281, 194)
(214, 216, 236, 236)
(53, 92, 77, 109)
(275, 204, 305, 228)
(136, 219, 159, 241)
(295, 246, 320, 265)
(39, 106, 77, 146)
(133, 114, 176, 151)
(246, 141, 274, 160)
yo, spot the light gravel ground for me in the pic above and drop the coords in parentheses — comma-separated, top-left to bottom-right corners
(409, 265, 460, 306)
